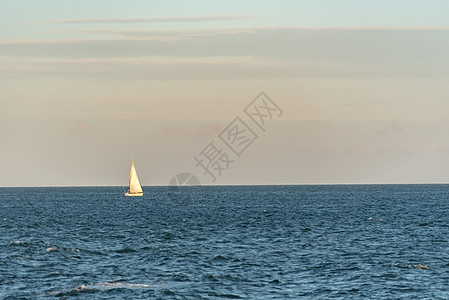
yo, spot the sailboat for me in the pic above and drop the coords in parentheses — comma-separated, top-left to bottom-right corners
(125, 160, 144, 196)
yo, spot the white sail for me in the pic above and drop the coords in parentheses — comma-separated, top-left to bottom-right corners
(126, 160, 143, 196)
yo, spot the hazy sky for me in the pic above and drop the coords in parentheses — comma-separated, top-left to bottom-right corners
(1, 0, 449, 186)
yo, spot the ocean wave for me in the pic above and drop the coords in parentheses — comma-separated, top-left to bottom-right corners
(44, 281, 158, 297)
(115, 247, 137, 253)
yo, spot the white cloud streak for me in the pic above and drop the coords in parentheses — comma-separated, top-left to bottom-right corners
(34, 15, 261, 24)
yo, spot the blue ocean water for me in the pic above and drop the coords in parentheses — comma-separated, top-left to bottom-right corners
(1, 185, 449, 299)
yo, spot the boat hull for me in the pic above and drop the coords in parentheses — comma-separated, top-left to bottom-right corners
(125, 192, 143, 197)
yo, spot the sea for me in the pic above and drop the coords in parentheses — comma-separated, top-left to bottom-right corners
(1, 184, 449, 299)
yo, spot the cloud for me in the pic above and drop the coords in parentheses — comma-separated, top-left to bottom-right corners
(165, 124, 190, 135)
(35, 15, 260, 24)
(307, 119, 331, 128)
(197, 123, 223, 135)
(439, 119, 449, 128)
(390, 120, 407, 132)
(62, 27, 258, 39)
(68, 122, 92, 134)
(0, 55, 283, 80)
(1, 27, 449, 80)
(0, 38, 126, 45)
(53, 26, 449, 41)
(419, 144, 438, 153)
(0, 56, 390, 81)
(378, 120, 408, 135)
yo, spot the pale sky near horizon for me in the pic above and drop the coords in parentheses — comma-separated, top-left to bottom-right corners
(1, 0, 449, 187)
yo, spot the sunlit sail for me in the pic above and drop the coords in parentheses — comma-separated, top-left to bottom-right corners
(125, 160, 143, 196)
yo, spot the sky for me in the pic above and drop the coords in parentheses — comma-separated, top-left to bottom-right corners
(1, 0, 449, 187)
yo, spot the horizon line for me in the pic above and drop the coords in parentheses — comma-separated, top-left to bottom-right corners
(1, 182, 448, 188)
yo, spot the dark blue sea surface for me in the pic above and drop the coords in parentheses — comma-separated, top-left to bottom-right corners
(1, 185, 449, 299)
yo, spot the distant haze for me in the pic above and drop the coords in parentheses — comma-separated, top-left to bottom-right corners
(1, 1, 449, 186)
